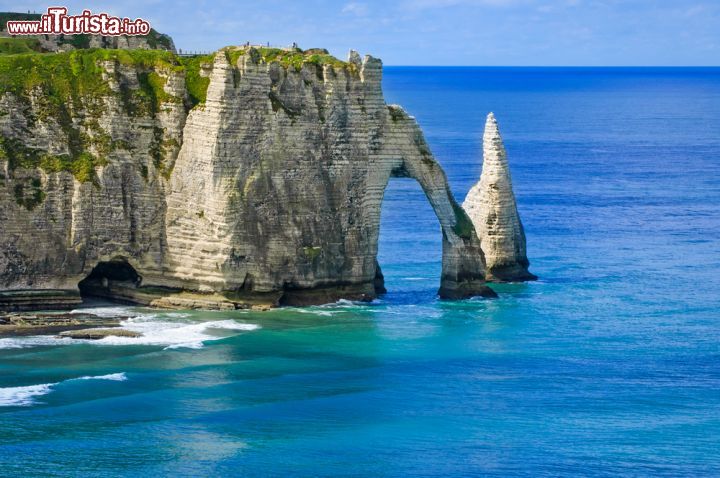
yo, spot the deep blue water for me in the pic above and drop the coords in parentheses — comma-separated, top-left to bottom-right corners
(1, 67, 719, 476)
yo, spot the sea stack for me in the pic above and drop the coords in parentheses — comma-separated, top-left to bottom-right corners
(463, 113, 536, 282)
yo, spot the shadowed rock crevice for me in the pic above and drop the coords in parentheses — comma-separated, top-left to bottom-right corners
(78, 258, 142, 302)
(374, 260, 387, 295)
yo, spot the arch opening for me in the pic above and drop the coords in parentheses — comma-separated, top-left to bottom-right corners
(376, 176, 442, 300)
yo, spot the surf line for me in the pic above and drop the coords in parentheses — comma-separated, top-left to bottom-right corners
(0, 373, 128, 407)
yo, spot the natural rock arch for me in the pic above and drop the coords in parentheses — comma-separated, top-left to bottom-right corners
(0, 47, 498, 310)
(161, 51, 495, 305)
(364, 106, 496, 300)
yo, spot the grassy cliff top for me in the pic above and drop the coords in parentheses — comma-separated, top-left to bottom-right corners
(0, 37, 44, 54)
(0, 41, 358, 107)
(0, 47, 183, 99)
(224, 46, 353, 71)
(0, 42, 360, 196)
(0, 44, 218, 104)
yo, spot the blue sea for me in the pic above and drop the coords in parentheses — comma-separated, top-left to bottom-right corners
(1, 67, 719, 477)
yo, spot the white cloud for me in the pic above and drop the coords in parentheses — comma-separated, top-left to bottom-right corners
(684, 4, 706, 17)
(342, 2, 370, 16)
(402, 0, 527, 9)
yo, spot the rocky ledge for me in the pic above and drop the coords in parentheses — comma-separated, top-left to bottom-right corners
(58, 328, 141, 340)
(0, 311, 126, 336)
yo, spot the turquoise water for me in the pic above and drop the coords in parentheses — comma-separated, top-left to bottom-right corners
(1, 67, 720, 476)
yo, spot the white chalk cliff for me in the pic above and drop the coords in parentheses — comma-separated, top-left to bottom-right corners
(0, 45, 499, 310)
(463, 113, 536, 282)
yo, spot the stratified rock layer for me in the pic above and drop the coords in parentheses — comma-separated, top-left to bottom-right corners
(463, 113, 536, 282)
(0, 46, 495, 309)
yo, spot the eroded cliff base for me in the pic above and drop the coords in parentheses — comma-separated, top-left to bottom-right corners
(0, 289, 82, 312)
(438, 280, 498, 300)
(486, 262, 537, 283)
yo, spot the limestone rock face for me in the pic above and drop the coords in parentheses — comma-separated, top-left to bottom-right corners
(463, 113, 536, 282)
(0, 53, 186, 295)
(0, 46, 495, 309)
(24, 33, 177, 53)
(160, 51, 494, 303)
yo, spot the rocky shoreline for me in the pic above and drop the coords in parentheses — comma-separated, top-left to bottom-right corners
(58, 328, 142, 340)
(0, 311, 135, 338)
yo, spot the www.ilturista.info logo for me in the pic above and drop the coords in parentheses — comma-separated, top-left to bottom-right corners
(5, 7, 151, 36)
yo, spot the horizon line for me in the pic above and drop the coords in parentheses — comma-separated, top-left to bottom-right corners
(381, 65, 720, 68)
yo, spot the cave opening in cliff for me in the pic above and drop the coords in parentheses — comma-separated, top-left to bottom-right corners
(78, 258, 142, 302)
(378, 177, 442, 298)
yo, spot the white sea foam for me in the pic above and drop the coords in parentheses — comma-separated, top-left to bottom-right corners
(97, 318, 259, 350)
(0, 383, 54, 407)
(74, 372, 127, 382)
(69, 306, 140, 318)
(0, 305, 259, 350)
(0, 372, 127, 407)
(0, 335, 65, 349)
(0, 338, 27, 349)
(315, 311, 337, 317)
(294, 308, 337, 317)
(334, 299, 358, 306)
(292, 297, 382, 317)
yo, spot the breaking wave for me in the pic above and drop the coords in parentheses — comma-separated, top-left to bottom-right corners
(0, 373, 127, 407)
(0, 306, 259, 350)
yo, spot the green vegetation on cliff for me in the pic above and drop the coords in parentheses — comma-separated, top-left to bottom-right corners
(224, 46, 352, 73)
(259, 47, 349, 70)
(0, 46, 213, 111)
(0, 48, 181, 108)
(451, 198, 476, 240)
(13, 177, 45, 210)
(0, 49, 185, 189)
(0, 136, 106, 185)
(144, 31, 175, 51)
(0, 44, 352, 197)
(40, 151, 108, 183)
(0, 44, 351, 114)
(179, 54, 213, 107)
(0, 37, 44, 55)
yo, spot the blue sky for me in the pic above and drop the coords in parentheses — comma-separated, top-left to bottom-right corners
(4, 0, 719, 65)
